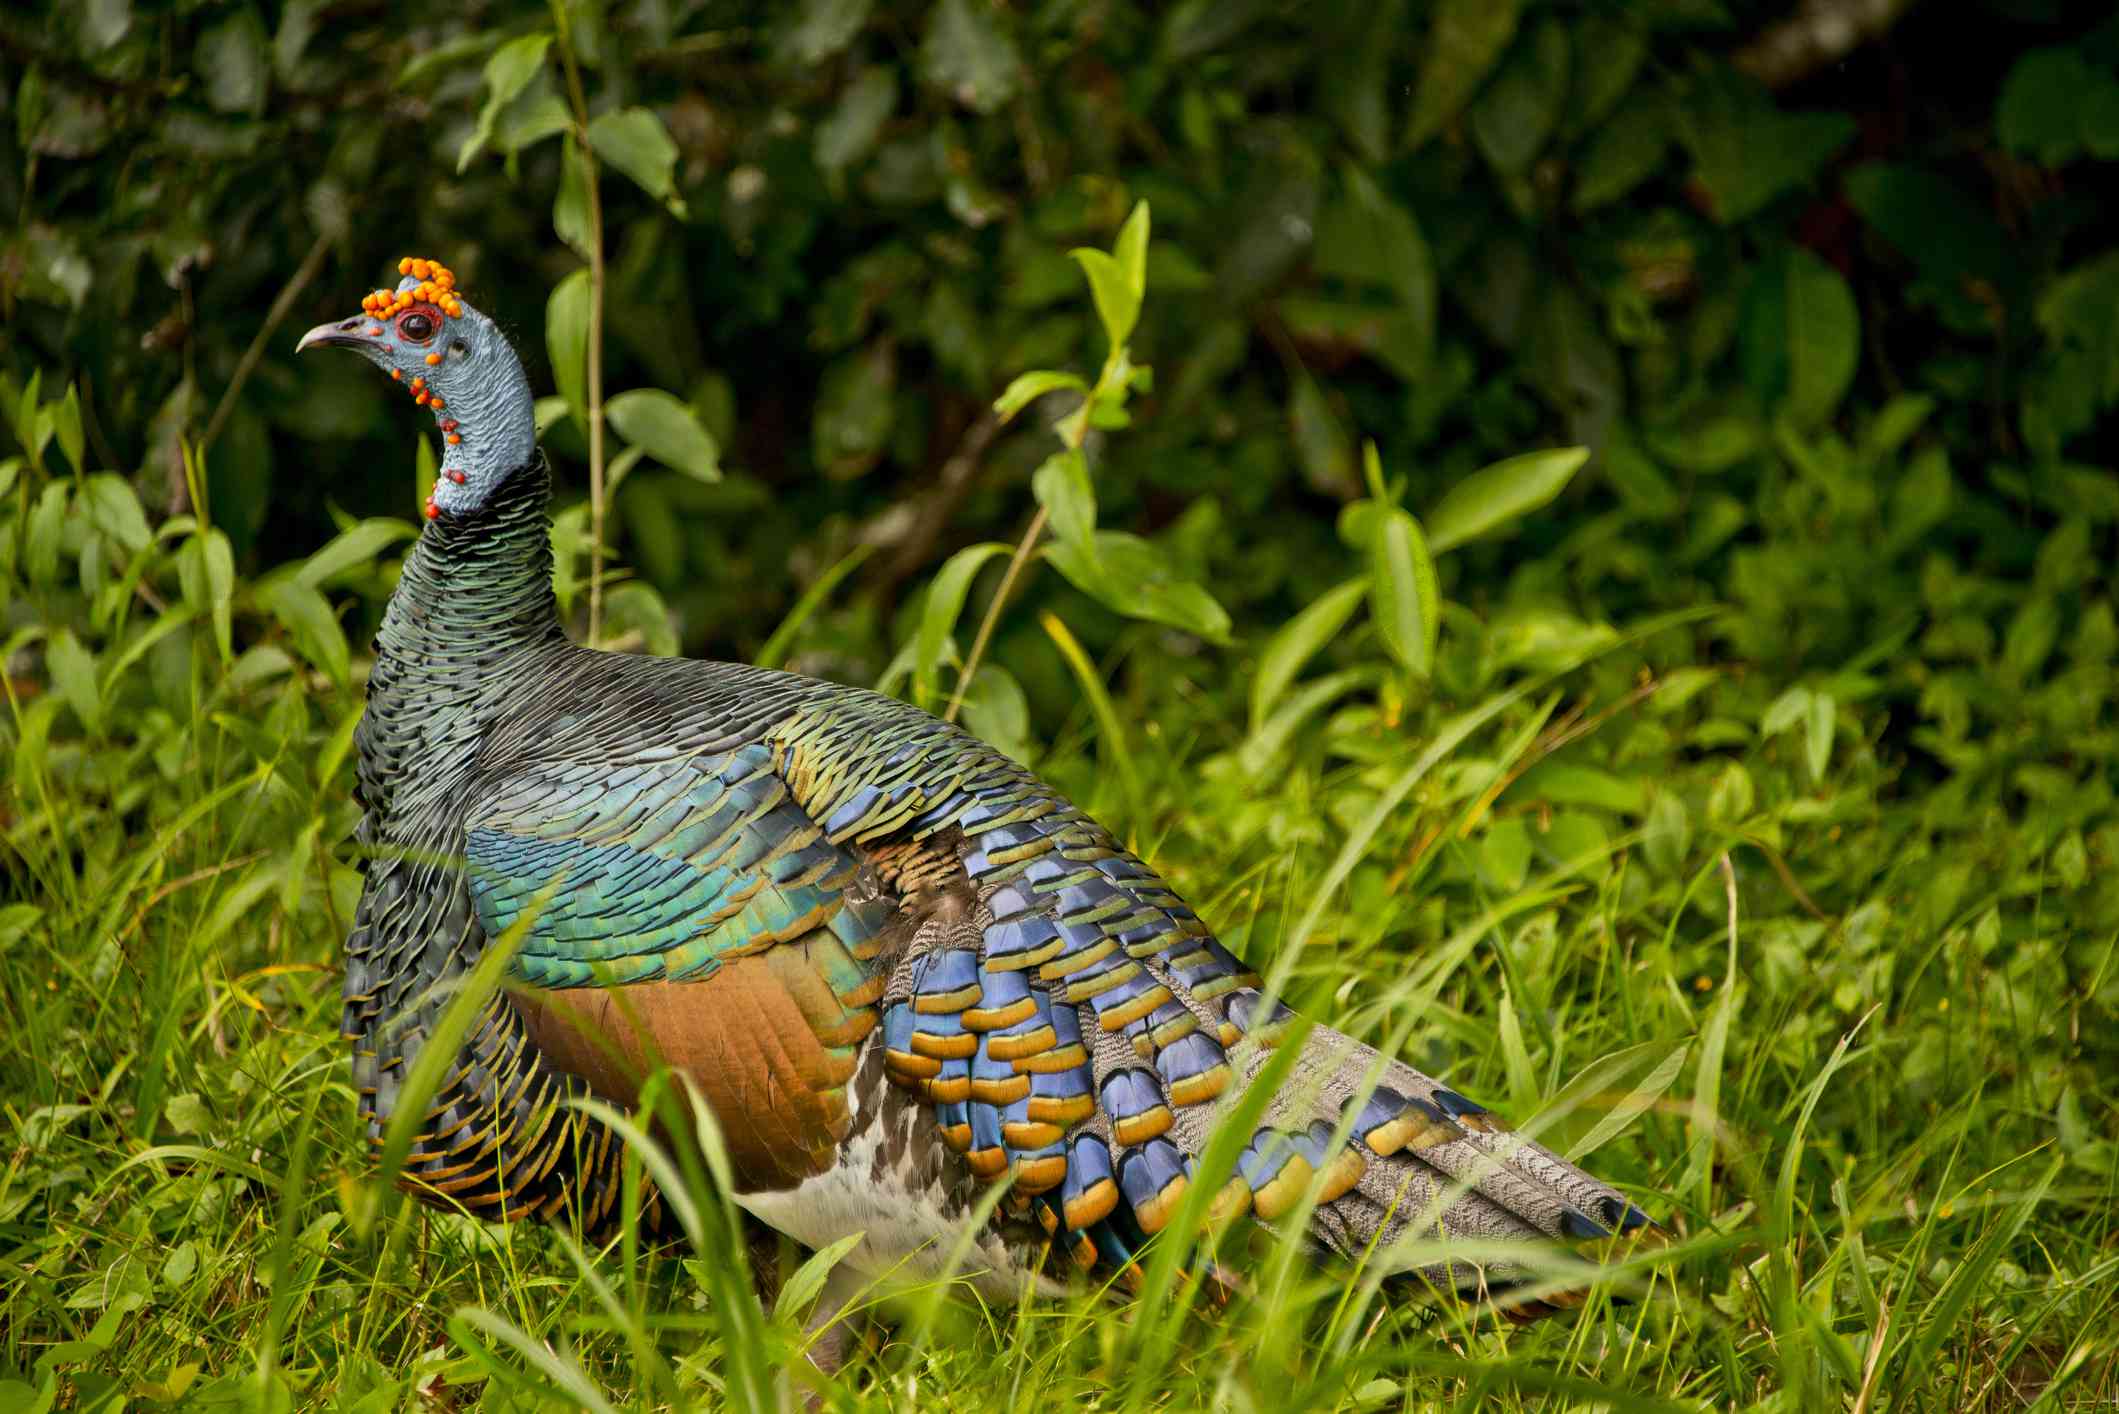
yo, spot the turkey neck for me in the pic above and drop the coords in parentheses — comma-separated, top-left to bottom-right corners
(358, 459, 565, 828)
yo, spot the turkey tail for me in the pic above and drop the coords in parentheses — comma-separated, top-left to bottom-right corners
(1225, 1005, 1665, 1314)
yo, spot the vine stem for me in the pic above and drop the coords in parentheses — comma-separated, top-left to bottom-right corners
(943, 504, 1047, 724)
(202, 224, 334, 465)
(549, 4, 608, 646)
(943, 356, 1112, 724)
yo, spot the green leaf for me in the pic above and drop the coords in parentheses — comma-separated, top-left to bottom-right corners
(774, 1233, 866, 1320)
(588, 107, 684, 211)
(179, 527, 237, 665)
(1742, 248, 1859, 427)
(1804, 691, 1834, 783)
(1070, 248, 1141, 352)
(1561, 12, 1646, 137)
(458, 31, 552, 172)
(1044, 531, 1232, 644)
(295, 519, 417, 589)
(602, 581, 679, 656)
(46, 629, 102, 733)
(1031, 448, 1096, 552)
(81, 0, 132, 53)
(1288, 375, 1356, 498)
(1844, 165, 2011, 290)
(1408, 0, 1521, 147)
(1643, 787, 1690, 877)
(957, 663, 1033, 762)
(915, 542, 1011, 708)
(1573, 98, 1669, 213)
(397, 29, 501, 90)
(1240, 667, 1376, 776)
(26, 482, 66, 586)
(50, 384, 84, 474)
(1470, 19, 1569, 173)
(815, 66, 898, 175)
(1680, 74, 1854, 224)
(1886, 446, 1954, 556)
(1424, 446, 1588, 553)
(204, 529, 235, 662)
(754, 543, 874, 672)
(1313, 166, 1434, 375)
(606, 389, 721, 483)
(196, 9, 268, 117)
(1369, 506, 1439, 679)
(780, 0, 874, 66)
(1996, 47, 2094, 166)
(1113, 201, 1151, 296)
(1761, 684, 1811, 739)
(1041, 612, 1139, 822)
(494, 93, 570, 157)
(813, 343, 897, 479)
(13, 368, 43, 456)
(1250, 576, 1368, 730)
(554, 134, 593, 258)
(920, 0, 1020, 115)
(261, 579, 350, 687)
(81, 474, 150, 552)
(993, 370, 1087, 424)
(547, 268, 591, 425)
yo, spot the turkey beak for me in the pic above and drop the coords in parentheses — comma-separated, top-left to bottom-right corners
(297, 317, 371, 354)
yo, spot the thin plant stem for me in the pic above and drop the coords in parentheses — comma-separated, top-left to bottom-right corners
(549, 4, 609, 646)
(944, 504, 1047, 724)
(944, 362, 1111, 723)
(202, 225, 335, 464)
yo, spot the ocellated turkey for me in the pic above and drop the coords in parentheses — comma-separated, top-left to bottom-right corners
(298, 260, 1660, 1346)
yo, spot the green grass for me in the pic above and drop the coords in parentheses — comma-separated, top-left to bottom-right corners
(4, 537, 2117, 1412)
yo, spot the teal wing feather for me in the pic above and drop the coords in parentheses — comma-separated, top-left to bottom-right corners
(457, 739, 895, 1193)
(463, 743, 873, 989)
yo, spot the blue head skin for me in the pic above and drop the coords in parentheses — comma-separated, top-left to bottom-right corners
(297, 262, 535, 519)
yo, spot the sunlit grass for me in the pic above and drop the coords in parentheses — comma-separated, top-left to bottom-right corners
(5, 595, 2114, 1410)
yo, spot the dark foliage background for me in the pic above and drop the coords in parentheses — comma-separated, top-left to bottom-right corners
(8, 1, 2115, 669)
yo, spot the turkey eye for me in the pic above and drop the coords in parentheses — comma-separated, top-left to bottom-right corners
(399, 312, 436, 342)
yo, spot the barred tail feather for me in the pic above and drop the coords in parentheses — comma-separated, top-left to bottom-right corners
(1224, 1007, 1662, 1311)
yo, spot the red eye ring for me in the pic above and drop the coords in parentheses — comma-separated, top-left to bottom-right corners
(396, 307, 440, 343)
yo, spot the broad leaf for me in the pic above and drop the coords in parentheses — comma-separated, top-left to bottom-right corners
(46, 629, 102, 733)
(957, 663, 1034, 762)
(1250, 576, 1368, 730)
(919, 0, 1020, 115)
(1031, 449, 1095, 552)
(1741, 248, 1859, 428)
(1408, 0, 1521, 147)
(606, 389, 721, 483)
(815, 67, 898, 175)
(1113, 201, 1150, 295)
(1369, 506, 1439, 679)
(914, 542, 1011, 707)
(458, 31, 552, 172)
(261, 579, 350, 687)
(993, 370, 1087, 423)
(546, 269, 591, 425)
(295, 519, 416, 589)
(1425, 446, 1588, 553)
(589, 107, 684, 211)
(1045, 531, 1231, 644)
(1071, 248, 1141, 352)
